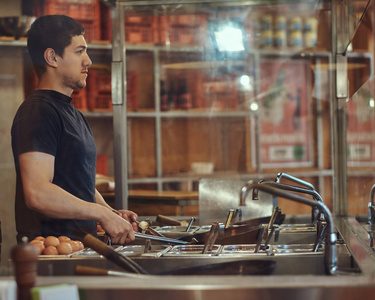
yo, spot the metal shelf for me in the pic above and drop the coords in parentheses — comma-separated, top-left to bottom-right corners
(128, 169, 335, 185)
(0, 39, 112, 50)
(126, 110, 255, 118)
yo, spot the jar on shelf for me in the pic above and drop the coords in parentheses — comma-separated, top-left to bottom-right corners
(176, 78, 192, 109)
(160, 80, 168, 111)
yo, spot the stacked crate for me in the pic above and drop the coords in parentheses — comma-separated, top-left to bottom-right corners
(86, 68, 138, 111)
(86, 66, 112, 111)
(124, 16, 156, 44)
(71, 88, 88, 110)
(32, 0, 102, 42)
(157, 14, 208, 46)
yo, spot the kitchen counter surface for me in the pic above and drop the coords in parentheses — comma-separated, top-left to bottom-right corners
(3, 215, 375, 300)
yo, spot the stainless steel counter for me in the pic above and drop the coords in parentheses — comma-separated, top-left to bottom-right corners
(2, 215, 374, 300)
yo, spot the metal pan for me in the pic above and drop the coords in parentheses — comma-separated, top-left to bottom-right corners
(82, 234, 277, 276)
(233, 214, 285, 226)
(159, 259, 276, 275)
(179, 224, 263, 245)
(83, 234, 148, 274)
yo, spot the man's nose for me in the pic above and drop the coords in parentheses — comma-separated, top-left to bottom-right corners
(84, 53, 92, 67)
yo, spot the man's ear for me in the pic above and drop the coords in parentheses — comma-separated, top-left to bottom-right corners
(44, 48, 58, 68)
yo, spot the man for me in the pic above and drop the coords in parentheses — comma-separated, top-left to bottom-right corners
(11, 15, 137, 244)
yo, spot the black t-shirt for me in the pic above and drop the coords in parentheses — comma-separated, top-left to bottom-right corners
(11, 90, 97, 242)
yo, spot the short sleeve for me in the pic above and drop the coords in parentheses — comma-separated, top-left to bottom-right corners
(11, 99, 62, 158)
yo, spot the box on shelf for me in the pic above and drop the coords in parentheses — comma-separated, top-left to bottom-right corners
(87, 67, 111, 93)
(72, 89, 87, 110)
(88, 92, 112, 111)
(125, 16, 154, 25)
(125, 23, 156, 44)
(157, 19, 208, 45)
(159, 14, 207, 27)
(32, 0, 102, 42)
(81, 20, 101, 42)
(96, 154, 108, 175)
(33, 0, 101, 21)
(100, 1, 112, 42)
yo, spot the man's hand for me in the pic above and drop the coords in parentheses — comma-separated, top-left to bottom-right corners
(116, 210, 139, 232)
(99, 209, 136, 244)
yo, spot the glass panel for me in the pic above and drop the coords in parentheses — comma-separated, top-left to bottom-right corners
(126, 51, 155, 111)
(161, 117, 252, 176)
(340, 0, 371, 53)
(127, 118, 156, 178)
(346, 1, 375, 219)
(118, 0, 334, 218)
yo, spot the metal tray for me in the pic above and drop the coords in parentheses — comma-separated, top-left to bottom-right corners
(163, 244, 221, 256)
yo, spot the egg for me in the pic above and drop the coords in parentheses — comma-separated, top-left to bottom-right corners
(68, 240, 80, 252)
(76, 241, 84, 250)
(57, 242, 73, 255)
(43, 245, 58, 255)
(44, 236, 60, 247)
(29, 240, 45, 255)
(34, 236, 45, 242)
(58, 236, 71, 243)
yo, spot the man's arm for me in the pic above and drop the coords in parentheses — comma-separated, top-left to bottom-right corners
(95, 189, 139, 231)
(19, 151, 134, 244)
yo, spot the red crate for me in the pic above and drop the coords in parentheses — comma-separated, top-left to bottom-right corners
(155, 23, 169, 45)
(156, 16, 208, 45)
(34, 0, 100, 21)
(100, 1, 112, 42)
(125, 16, 154, 25)
(71, 88, 87, 110)
(96, 154, 108, 175)
(167, 14, 207, 27)
(169, 27, 199, 45)
(97, 73, 111, 92)
(81, 20, 101, 42)
(88, 68, 111, 93)
(125, 24, 155, 44)
(90, 92, 112, 110)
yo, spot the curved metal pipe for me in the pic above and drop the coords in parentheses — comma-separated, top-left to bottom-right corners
(368, 184, 375, 224)
(239, 182, 337, 275)
(256, 182, 324, 203)
(275, 172, 316, 191)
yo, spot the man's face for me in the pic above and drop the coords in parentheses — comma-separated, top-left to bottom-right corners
(56, 35, 92, 92)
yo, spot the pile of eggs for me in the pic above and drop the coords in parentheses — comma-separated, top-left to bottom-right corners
(29, 236, 85, 255)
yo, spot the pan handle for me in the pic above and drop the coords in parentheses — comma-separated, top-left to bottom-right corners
(83, 234, 148, 274)
(156, 215, 181, 226)
(76, 265, 110, 276)
(75, 265, 147, 278)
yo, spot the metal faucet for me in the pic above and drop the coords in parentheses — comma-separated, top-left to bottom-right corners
(253, 182, 326, 252)
(252, 181, 326, 252)
(275, 173, 322, 224)
(368, 184, 375, 225)
(275, 172, 315, 190)
(240, 182, 338, 275)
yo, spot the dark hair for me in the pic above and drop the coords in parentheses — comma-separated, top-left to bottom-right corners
(27, 15, 85, 78)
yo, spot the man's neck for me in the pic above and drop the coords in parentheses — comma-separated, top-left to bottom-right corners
(37, 76, 73, 97)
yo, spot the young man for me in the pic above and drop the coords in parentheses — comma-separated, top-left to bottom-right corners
(11, 15, 137, 244)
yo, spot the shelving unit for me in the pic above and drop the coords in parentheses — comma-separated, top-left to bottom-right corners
(2, 0, 374, 217)
(108, 0, 341, 216)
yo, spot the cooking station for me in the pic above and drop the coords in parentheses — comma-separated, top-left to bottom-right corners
(8, 177, 375, 299)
